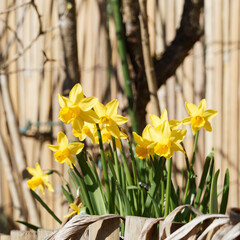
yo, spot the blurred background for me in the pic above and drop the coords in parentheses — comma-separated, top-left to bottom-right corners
(0, 0, 239, 233)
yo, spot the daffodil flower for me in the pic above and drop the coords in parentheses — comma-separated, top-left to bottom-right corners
(133, 125, 154, 159)
(150, 109, 182, 130)
(58, 84, 99, 129)
(182, 99, 218, 135)
(64, 203, 83, 218)
(94, 99, 128, 138)
(72, 121, 96, 144)
(27, 163, 54, 195)
(48, 132, 84, 168)
(149, 121, 187, 159)
(95, 127, 127, 149)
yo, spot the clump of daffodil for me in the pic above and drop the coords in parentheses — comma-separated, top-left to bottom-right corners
(148, 120, 187, 159)
(64, 203, 83, 218)
(150, 109, 182, 130)
(182, 99, 218, 135)
(58, 83, 99, 130)
(27, 163, 54, 195)
(94, 99, 128, 139)
(48, 132, 84, 168)
(133, 125, 154, 159)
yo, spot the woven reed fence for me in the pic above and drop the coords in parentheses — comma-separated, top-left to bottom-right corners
(0, 0, 239, 233)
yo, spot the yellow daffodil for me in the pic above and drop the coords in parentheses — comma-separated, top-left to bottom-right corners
(149, 121, 187, 159)
(182, 99, 218, 135)
(27, 163, 54, 194)
(150, 109, 181, 130)
(48, 132, 84, 168)
(58, 83, 99, 129)
(133, 125, 154, 159)
(96, 127, 127, 149)
(64, 203, 83, 218)
(72, 121, 96, 144)
(94, 99, 128, 138)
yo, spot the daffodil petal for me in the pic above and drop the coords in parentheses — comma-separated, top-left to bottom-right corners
(79, 96, 98, 111)
(57, 132, 69, 149)
(203, 109, 218, 120)
(203, 120, 212, 132)
(161, 121, 171, 138)
(133, 132, 142, 145)
(191, 125, 199, 136)
(149, 114, 162, 128)
(80, 110, 99, 123)
(106, 99, 119, 116)
(169, 120, 182, 130)
(68, 142, 84, 155)
(198, 99, 207, 114)
(48, 144, 60, 152)
(185, 102, 198, 116)
(106, 124, 120, 138)
(26, 167, 38, 176)
(111, 114, 128, 125)
(69, 83, 84, 104)
(182, 116, 192, 125)
(94, 101, 105, 117)
(58, 94, 72, 108)
(170, 129, 187, 143)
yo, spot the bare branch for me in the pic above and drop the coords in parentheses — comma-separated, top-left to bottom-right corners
(155, 0, 204, 88)
(0, 1, 31, 15)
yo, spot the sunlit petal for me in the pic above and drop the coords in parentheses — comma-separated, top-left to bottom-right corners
(106, 99, 119, 116)
(79, 97, 98, 111)
(68, 142, 84, 155)
(111, 114, 128, 125)
(185, 102, 198, 116)
(69, 84, 84, 104)
(94, 101, 105, 117)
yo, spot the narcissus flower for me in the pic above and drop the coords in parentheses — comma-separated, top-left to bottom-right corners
(48, 132, 84, 168)
(64, 203, 83, 218)
(133, 125, 154, 159)
(58, 83, 99, 129)
(94, 99, 128, 138)
(150, 109, 182, 130)
(96, 127, 127, 149)
(72, 121, 96, 144)
(182, 99, 218, 135)
(149, 121, 187, 159)
(27, 163, 54, 194)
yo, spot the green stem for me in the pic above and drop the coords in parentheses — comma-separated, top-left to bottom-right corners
(191, 131, 199, 167)
(127, 139, 138, 186)
(111, 0, 139, 133)
(164, 158, 172, 218)
(96, 124, 110, 207)
(111, 137, 121, 186)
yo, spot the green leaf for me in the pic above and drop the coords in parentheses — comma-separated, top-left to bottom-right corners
(209, 169, 220, 214)
(30, 190, 62, 224)
(16, 220, 40, 231)
(62, 185, 74, 203)
(194, 150, 213, 208)
(70, 167, 94, 215)
(143, 157, 165, 216)
(219, 168, 229, 214)
(77, 152, 107, 215)
(199, 156, 215, 213)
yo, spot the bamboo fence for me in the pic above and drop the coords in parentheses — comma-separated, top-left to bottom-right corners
(0, 0, 239, 233)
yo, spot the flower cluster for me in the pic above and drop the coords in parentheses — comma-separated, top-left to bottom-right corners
(26, 84, 218, 218)
(133, 99, 218, 159)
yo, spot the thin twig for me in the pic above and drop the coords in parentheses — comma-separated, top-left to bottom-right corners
(0, 1, 31, 15)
